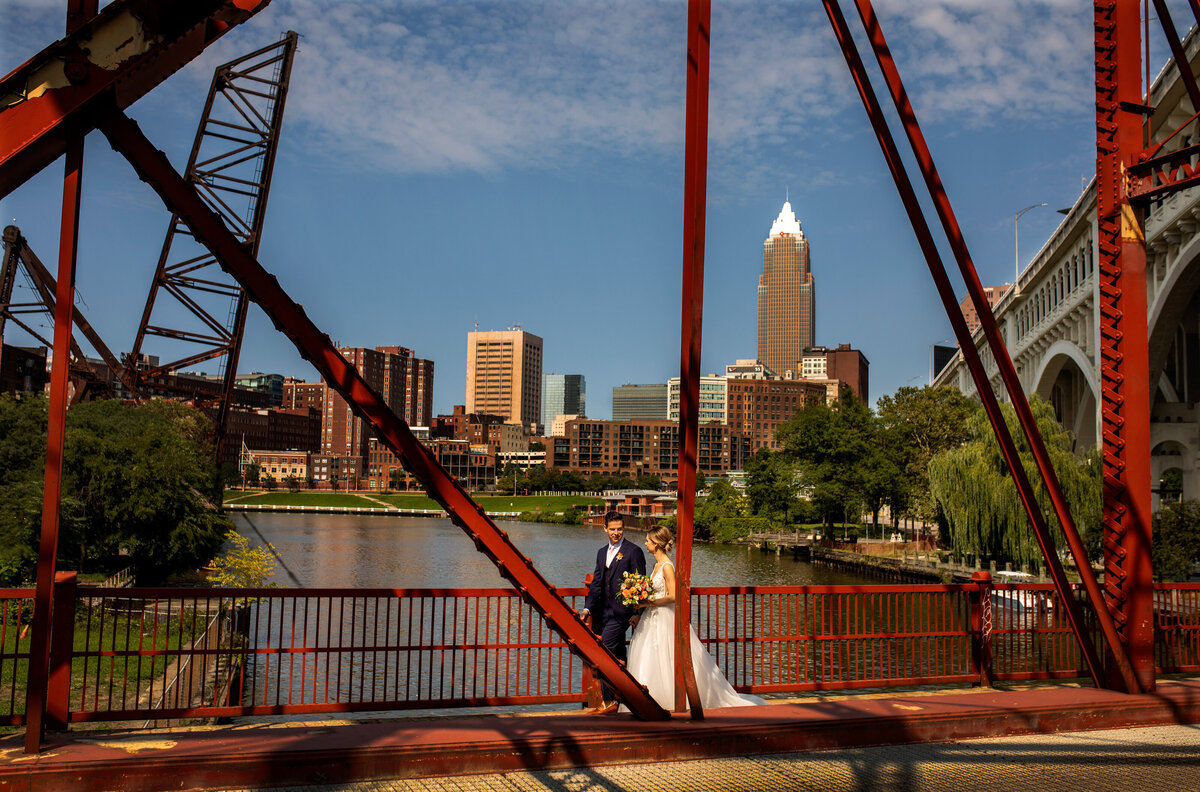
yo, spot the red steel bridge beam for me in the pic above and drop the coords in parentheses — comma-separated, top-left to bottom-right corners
(842, 0, 1140, 692)
(1094, 0, 1155, 691)
(822, 0, 1127, 691)
(0, 225, 128, 388)
(672, 0, 710, 718)
(0, 0, 273, 200)
(97, 109, 670, 722)
(25, 0, 97, 757)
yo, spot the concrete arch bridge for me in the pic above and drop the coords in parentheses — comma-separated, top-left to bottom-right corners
(936, 26, 1200, 509)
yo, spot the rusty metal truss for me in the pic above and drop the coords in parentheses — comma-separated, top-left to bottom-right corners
(125, 32, 298, 454)
(1, 225, 126, 401)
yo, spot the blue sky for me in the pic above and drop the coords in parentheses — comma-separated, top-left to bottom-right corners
(1, 1, 1185, 419)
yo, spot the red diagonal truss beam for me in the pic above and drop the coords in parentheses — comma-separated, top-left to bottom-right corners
(0, 0, 273, 200)
(98, 109, 669, 722)
(825, 0, 1138, 692)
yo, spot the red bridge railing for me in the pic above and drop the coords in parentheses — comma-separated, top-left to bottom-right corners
(0, 580, 1195, 725)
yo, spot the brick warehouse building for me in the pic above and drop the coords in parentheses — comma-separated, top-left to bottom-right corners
(726, 377, 827, 452)
(544, 418, 751, 487)
(283, 344, 434, 462)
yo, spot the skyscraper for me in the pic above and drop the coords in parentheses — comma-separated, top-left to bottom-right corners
(542, 373, 586, 431)
(293, 345, 434, 460)
(757, 199, 814, 378)
(466, 327, 543, 431)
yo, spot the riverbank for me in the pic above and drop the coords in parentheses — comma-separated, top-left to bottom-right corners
(223, 490, 602, 519)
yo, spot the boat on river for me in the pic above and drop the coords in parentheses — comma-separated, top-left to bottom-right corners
(992, 570, 1056, 612)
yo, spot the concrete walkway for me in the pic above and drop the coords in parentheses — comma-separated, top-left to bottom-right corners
(216, 723, 1200, 791)
(3, 680, 1196, 792)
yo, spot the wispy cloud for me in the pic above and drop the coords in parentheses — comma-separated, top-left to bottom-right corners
(3, 1, 1096, 177)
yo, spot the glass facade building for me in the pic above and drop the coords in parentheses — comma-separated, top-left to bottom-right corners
(757, 200, 814, 378)
(542, 373, 586, 431)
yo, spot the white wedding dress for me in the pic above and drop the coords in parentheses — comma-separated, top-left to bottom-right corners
(622, 562, 765, 711)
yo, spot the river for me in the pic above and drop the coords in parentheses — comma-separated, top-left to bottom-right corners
(231, 512, 873, 589)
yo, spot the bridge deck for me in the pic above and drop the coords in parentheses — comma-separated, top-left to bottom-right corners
(1, 679, 1197, 792)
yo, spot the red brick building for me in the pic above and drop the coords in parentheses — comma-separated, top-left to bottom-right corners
(283, 344, 435, 466)
(219, 405, 321, 465)
(365, 436, 496, 492)
(726, 377, 826, 452)
(546, 418, 750, 487)
(824, 343, 870, 403)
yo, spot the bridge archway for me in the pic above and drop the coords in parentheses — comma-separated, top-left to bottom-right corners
(1147, 239, 1200, 514)
(1034, 341, 1098, 452)
(1149, 234, 1200, 392)
(1151, 440, 1188, 510)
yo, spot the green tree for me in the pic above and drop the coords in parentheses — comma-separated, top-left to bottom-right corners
(220, 461, 241, 489)
(928, 396, 1100, 570)
(244, 462, 261, 487)
(206, 528, 280, 605)
(284, 474, 301, 493)
(777, 390, 888, 529)
(876, 386, 974, 523)
(0, 396, 60, 583)
(1153, 500, 1200, 581)
(261, 473, 277, 491)
(63, 399, 231, 583)
(558, 470, 586, 492)
(694, 479, 748, 540)
(636, 474, 663, 491)
(743, 448, 798, 521)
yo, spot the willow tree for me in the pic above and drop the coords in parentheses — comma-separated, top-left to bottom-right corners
(928, 396, 1100, 570)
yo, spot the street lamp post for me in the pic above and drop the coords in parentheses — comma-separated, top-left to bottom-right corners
(1014, 203, 1048, 286)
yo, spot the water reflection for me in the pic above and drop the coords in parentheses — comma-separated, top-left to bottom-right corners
(234, 513, 870, 589)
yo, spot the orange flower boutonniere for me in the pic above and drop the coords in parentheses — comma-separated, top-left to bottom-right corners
(616, 552, 624, 561)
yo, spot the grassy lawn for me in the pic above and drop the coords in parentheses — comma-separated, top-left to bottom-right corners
(226, 491, 604, 514)
(0, 605, 212, 720)
(368, 493, 602, 513)
(226, 492, 388, 508)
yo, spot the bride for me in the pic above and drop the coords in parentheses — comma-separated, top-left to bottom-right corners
(622, 526, 765, 711)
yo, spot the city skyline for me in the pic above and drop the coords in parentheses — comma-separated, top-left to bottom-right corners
(3, 2, 1175, 420)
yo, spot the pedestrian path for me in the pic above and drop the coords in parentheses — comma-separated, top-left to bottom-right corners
(217, 723, 1200, 791)
(4, 680, 1196, 791)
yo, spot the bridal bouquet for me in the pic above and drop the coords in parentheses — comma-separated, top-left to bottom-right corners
(619, 571, 654, 607)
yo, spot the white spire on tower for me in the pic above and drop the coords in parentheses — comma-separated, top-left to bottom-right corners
(769, 196, 803, 238)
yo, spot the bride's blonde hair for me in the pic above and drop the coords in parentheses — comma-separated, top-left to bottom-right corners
(646, 526, 675, 552)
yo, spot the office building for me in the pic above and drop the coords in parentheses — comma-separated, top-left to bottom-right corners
(757, 199, 815, 378)
(286, 344, 434, 461)
(612, 383, 668, 420)
(726, 377, 826, 451)
(806, 343, 869, 403)
(233, 372, 284, 406)
(667, 375, 727, 424)
(550, 413, 581, 437)
(466, 328, 543, 431)
(959, 286, 1009, 335)
(542, 373, 586, 432)
(726, 359, 776, 380)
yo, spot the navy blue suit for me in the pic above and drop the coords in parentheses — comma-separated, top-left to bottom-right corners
(584, 538, 646, 701)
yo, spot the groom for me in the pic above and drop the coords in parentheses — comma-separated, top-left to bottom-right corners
(580, 511, 646, 713)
